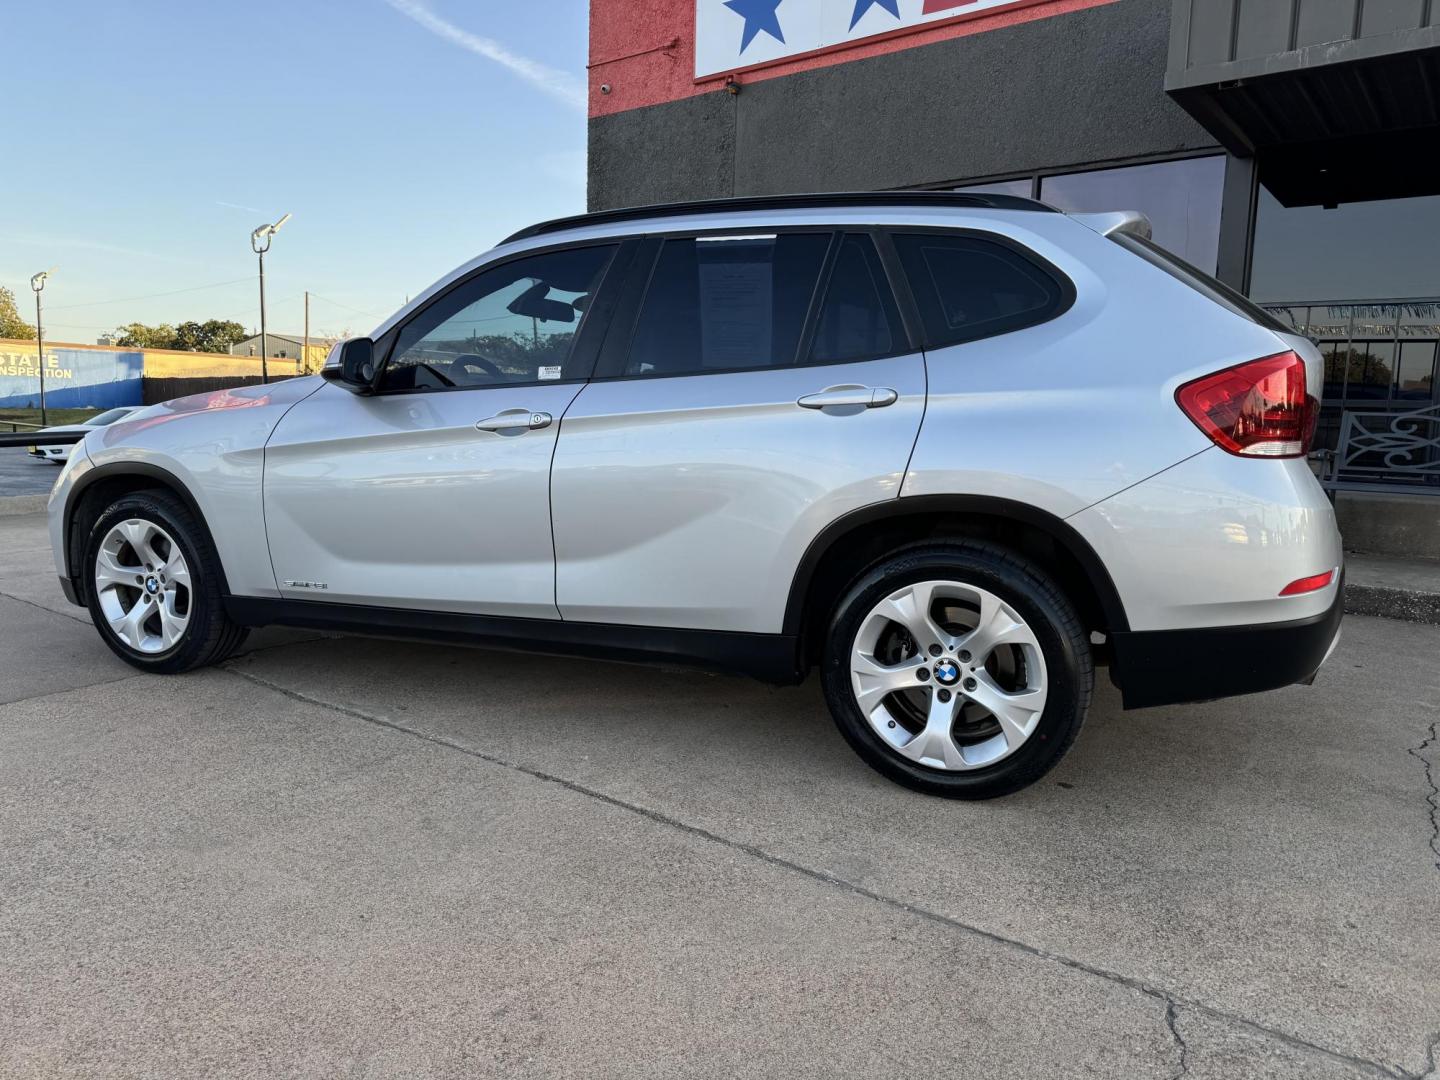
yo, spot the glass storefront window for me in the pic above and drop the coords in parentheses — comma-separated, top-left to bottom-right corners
(953, 178, 1035, 199)
(1038, 156, 1226, 273)
(1249, 189, 1440, 303)
(1397, 342, 1438, 401)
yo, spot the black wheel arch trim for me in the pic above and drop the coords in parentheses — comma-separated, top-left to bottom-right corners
(781, 495, 1131, 638)
(62, 461, 230, 603)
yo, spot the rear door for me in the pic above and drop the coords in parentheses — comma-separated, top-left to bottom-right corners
(550, 229, 927, 633)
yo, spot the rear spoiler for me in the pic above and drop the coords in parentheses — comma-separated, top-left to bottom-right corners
(1070, 210, 1152, 242)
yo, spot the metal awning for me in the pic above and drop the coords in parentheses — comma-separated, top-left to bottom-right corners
(1167, 1, 1440, 206)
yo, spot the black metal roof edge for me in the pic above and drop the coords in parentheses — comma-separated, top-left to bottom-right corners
(503, 191, 1058, 244)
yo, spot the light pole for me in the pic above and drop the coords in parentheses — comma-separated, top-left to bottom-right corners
(30, 270, 51, 426)
(250, 213, 291, 384)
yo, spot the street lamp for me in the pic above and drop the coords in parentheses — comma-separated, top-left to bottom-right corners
(30, 269, 53, 426)
(250, 213, 292, 384)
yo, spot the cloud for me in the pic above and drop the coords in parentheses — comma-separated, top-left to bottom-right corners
(380, 0, 586, 112)
(0, 232, 195, 266)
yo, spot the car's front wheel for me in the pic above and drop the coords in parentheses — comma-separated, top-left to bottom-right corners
(83, 490, 248, 673)
(821, 542, 1093, 799)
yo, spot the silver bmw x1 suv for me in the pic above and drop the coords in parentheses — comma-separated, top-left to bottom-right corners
(47, 192, 1344, 798)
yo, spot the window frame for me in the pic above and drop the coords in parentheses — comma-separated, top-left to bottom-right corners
(371, 238, 637, 397)
(889, 226, 1076, 351)
(589, 226, 924, 384)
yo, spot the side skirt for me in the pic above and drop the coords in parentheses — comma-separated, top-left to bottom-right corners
(222, 597, 806, 685)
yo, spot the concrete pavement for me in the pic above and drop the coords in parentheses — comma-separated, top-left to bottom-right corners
(1, 508, 1437, 1078)
(0, 447, 61, 498)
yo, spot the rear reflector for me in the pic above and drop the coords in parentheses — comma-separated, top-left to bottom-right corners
(1279, 570, 1335, 597)
(1175, 351, 1318, 458)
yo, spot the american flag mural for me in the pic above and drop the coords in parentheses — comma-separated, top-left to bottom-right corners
(695, 0, 1045, 77)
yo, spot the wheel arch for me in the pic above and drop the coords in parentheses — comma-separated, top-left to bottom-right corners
(785, 495, 1130, 664)
(63, 462, 230, 603)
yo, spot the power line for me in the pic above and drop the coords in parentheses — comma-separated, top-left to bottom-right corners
(307, 292, 388, 322)
(45, 277, 254, 311)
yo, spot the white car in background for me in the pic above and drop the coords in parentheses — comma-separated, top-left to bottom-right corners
(28, 408, 145, 464)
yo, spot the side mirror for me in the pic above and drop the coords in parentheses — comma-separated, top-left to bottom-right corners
(321, 338, 377, 395)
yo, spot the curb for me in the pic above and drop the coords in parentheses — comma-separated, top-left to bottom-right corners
(0, 494, 49, 517)
(1345, 584, 1440, 626)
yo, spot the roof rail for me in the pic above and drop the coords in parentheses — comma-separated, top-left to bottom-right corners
(503, 191, 1058, 244)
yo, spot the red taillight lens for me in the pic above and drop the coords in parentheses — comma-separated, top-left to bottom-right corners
(1175, 351, 1318, 458)
(1279, 569, 1336, 597)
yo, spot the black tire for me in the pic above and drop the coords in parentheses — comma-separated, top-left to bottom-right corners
(82, 489, 249, 673)
(821, 541, 1092, 799)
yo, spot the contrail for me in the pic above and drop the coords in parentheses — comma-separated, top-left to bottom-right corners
(380, 0, 586, 112)
(216, 200, 264, 214)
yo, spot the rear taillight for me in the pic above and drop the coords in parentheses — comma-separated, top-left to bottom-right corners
(1175, 351, 1318, 458)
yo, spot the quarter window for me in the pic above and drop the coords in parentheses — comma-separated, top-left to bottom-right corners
(381, 245, 616, 392)
(623, 233, 830, 377)
(893, 232, 1067, 348)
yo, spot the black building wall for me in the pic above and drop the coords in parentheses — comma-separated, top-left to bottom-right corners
(589, 0, 1218, 210)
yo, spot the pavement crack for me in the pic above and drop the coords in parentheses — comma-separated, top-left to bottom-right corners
(0, 588, 88, 623)
(0, 672, 150, 709)
(1409, 721, 1440, 875)
(1417, 1031, 1440, 1080)
(224, 664, 1413, 1080)
(1165, 1002, 1190, 1079)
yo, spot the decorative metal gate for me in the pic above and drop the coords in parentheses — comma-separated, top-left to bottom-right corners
(1263, 299, 1440, 494)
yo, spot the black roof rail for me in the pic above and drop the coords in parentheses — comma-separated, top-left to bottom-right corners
(503, 190, 1058, 244)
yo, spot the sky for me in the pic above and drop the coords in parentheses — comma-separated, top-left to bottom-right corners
(0, 0, 591, 343)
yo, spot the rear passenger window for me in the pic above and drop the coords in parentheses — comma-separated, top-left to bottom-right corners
(893, 232, 1068, 348)
(810, 234, 904, 364)
(624, 233, 829, 377)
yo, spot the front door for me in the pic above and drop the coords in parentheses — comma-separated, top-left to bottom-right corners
(551, 231, 927, 633)
(264, 243, 620, 617)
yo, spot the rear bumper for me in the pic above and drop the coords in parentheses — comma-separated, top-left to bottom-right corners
(1110, 573, 1345, 710)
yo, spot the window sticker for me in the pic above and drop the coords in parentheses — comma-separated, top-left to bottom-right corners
(539, 365, 563, 381)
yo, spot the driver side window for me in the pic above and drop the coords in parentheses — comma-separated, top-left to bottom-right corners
(381, 245, 616, 392)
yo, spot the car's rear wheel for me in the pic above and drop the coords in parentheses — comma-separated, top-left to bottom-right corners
(821, 542, 1092, 799)
(83, 490, 248, 673)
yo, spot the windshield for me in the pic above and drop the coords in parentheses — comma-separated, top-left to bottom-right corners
(88, 409, 134, 426)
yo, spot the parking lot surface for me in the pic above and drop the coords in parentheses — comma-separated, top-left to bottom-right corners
(1, 507, 1436, 1079)
(0, 447, 60, 498)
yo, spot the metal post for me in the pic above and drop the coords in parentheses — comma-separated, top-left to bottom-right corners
(303, 291, 310, 374)
(35, 291, 46, 425)
(257, 248, 269, 384)
(250, 214, 290, 386)
(30, 271, 49, 426)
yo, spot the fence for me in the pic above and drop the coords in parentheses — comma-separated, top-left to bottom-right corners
(0, 339, 302, 410)
(1317, 401, 1440, 493)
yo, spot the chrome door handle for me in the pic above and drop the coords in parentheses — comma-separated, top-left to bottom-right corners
(797, 386, 899, 410)
(475, 410, 552, 433)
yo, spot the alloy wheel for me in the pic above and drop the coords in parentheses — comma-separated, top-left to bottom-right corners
(94, 518, 193, 654)
(849, 579, 1048, 771)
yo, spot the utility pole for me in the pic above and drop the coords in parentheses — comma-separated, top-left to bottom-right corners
(250, 213, 292, 384)
(302, 291, 310, 374)
(30, 270, 51, 426)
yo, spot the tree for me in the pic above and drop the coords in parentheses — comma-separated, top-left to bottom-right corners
(173, 319, 248, 353)
(113, 322, 179, 349)
(111, 319, 247, 352)
(0, 286, 36, 340)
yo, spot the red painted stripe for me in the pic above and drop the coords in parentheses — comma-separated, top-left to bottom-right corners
(923, 0, 982, 13)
